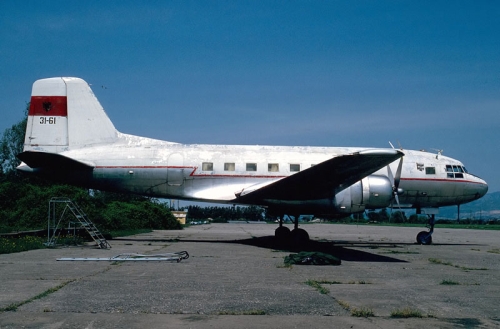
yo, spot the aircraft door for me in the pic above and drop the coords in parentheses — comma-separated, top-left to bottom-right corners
(167, 153, 184, 186)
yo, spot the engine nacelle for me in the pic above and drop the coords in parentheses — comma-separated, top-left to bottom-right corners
(333, 175, 393, 213)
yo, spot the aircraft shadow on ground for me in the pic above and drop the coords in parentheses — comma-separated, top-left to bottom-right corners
(115, 236, 411, 263)
(232, 236, 408, 263)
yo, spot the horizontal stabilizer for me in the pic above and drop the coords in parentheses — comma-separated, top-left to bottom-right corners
(17, 151, 94, 171)
(236, 149, 403, 203)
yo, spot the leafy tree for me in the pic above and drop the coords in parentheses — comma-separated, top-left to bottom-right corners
(366, 208, 391, 222)
(97, 199, 181, 230)
(0, 175, 91, 231)
(0, 105, 28, 175)
(390, 210, 407, 223)
(186, 205, 264, 222)
(408, 214, 428, 224)
(378, 208, 390, 221)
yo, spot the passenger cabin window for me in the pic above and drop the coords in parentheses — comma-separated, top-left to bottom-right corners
(268, 163, 279, 172)
(290, 164, 300, 172)
(246, 163, 257, 171)
(202, 162, 213, 171)
(224, 163, 235, 171)
(425, 167, 435, 175)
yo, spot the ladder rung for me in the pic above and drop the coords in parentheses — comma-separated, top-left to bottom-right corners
(49, 198, 111, 248)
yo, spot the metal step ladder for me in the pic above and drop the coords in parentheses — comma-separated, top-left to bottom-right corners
(47, 197, 111, 249)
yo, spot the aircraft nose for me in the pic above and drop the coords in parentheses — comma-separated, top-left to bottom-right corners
(474, 178, 488, 199)
(480, 181, 488, 197)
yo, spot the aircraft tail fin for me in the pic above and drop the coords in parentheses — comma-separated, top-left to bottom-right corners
(23, 77, 117, 153)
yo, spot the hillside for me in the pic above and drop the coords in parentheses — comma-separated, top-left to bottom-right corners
(438, 191, 500, 220)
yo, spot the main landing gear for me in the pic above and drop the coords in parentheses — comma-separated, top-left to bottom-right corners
(416, 214, 435, 245)
(275, 215, 309, 244)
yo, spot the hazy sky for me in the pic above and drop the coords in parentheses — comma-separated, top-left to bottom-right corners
(1, 1, 499, 192)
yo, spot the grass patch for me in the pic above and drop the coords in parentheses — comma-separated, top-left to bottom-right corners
(487, 249, 500, 254)
(428, 258, 488, 271)
(337, 300, 351, 311)
(305, 280, 330, 294)
(390, 307, 423, 318)
(336, 300, 374, 317)
(350, 307, 375, 317)
(0, 280, 75, 312)
(217, 310, 266, 315)
(0, 236, 46, 254)
(347, 280, 371, 284)
(315, 280, 343, 285)
(440, 279, 461, 285)
(428, 258, 453, 266)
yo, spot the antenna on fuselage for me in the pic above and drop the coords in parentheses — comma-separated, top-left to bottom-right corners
(431, 148, 444, 159)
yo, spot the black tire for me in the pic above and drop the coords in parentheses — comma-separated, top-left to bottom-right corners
(275, 226, 291, 241)
(416, 231, 432, 245)
(290, 228, 310, 244)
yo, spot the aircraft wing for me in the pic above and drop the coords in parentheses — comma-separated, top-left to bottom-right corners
(235, 149, 403, 203)
(17, 151, 94, 171)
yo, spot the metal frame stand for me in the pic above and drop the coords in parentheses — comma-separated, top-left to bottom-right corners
(46, 197, 111, 249)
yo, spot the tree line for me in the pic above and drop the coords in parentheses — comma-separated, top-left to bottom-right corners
(186, 205, 264, 222)
(0, 174, 182, 233)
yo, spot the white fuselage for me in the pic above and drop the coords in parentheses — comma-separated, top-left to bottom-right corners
(50, 132, 487, 214)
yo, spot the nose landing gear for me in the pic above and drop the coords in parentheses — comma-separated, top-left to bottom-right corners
(416, 214, 435, 245)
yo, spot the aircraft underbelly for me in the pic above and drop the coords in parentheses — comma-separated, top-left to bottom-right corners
(399, 179, 476, 207)
(93, 167, 169, 197)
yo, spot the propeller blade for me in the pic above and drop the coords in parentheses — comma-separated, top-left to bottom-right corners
(387, 156, 404, 213)
(387, 165, 394, 186)
(394, 157, 403, 189)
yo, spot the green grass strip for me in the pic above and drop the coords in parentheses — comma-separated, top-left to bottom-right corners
(0, 280, 75, 312)
(305, 280, 330, 294)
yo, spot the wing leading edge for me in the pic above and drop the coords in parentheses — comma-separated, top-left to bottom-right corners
(235, 149, 403, 204)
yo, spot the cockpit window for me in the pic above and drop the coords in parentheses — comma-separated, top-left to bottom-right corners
(447, 164, 467, 178)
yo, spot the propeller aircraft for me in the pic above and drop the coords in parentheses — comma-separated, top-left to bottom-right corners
(17, 77, 488, 244)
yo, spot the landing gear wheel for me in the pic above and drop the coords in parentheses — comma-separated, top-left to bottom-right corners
(416, 231, 432, 245)
(290, 228, 310, 244)
(275, 226, 291, 242)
